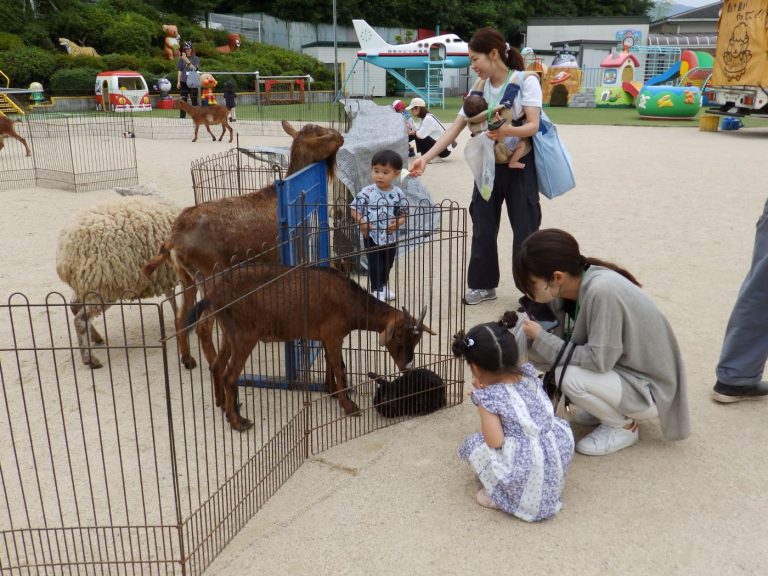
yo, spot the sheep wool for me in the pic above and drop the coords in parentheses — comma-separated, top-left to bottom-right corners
(56, 196, 179, 306)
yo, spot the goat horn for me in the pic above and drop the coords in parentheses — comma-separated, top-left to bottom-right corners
(418, 306, 427, 326)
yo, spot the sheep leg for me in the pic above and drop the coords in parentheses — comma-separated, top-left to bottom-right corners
(325, 341, 359, 416)
(74, 303, 107, 369)
(71, 301, 104, 344)
(221, 339, 253, 432)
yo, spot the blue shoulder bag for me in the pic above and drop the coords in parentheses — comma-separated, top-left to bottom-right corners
(512, 71, 575, 199)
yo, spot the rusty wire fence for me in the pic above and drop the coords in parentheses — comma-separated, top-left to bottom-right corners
(1, 201, 466, 575)
(0, 113, 138, 192)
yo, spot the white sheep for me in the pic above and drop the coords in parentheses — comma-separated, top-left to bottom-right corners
(56, 191, 180, 368)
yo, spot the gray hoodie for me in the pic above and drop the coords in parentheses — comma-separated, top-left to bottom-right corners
(530, 266, 690, 441)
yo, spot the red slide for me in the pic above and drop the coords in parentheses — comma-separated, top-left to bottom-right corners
(622, 81, 640, 99)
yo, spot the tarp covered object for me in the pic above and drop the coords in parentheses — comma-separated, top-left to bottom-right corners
(336, 99, 440, 269)
(711, 0, 768, 85)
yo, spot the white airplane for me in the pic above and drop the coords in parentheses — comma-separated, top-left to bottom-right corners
(352, 19, 470, 69)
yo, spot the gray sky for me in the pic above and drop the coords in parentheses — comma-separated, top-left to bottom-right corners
(675, 0, 720, 7)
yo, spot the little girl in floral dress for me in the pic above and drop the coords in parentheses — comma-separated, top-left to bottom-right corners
(453, 312, 574, 521)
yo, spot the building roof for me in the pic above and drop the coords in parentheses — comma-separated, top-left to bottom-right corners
(550, 40, 620, 48)
(651, 2, 721, 24)
(648, 33, 718, 46)
(600, 51, 640, 68)
(301, 41, 361, 49)
(526, 16, 650, 27)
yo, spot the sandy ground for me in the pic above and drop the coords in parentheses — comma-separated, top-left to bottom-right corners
(2, 122, 768, 574)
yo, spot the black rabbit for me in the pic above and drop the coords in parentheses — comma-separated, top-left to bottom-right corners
(369, 368, 446, 418)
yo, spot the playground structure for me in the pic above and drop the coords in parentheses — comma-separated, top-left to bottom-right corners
(541, 47, 582, 107)
(0, 70, 25, 116)
(593, 47, 713, 118)
(344, 20, 470, 107)
(262, 77, 305, 104)
(95, 71, 152, 113)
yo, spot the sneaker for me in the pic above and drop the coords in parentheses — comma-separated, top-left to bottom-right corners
(383, 286, 396, 301)
(373, 290, 388, 302)
(476, 488, 498, 509)
(712, 380, 768, 403)
(576, 423, 639, 456)
(572, 409, 600, 426)
(463, 288, 497, 305)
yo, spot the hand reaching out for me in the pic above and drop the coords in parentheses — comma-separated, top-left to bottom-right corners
(409, 156, 427, 177)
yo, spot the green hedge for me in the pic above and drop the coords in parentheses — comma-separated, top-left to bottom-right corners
(0, 46, 57, 88)
(0, 1, 334, 94)
(49, 67, 102, 94)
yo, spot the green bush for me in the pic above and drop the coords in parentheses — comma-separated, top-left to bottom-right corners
(0, 46, 57, 87)
(102, 13, 157, 56)
(102, 53, 143, 71)
(49, 67, 102, 95)
(49, 3, 113, 52)
(0, 0, 27, 35)
(0, 32, 23, 51)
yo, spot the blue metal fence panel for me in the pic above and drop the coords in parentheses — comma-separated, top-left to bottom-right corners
(238, 160, 330, 391)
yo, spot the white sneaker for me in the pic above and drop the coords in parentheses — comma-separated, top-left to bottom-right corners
(572, 410, 600, 426)
(383, 286, 396, 301)
(373, 290, 388, 302)
(576, 423, 639, 456)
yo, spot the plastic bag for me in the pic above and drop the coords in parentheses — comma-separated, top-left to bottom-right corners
(463, 134, 496, 201)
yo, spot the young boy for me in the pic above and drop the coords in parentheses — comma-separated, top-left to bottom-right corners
(223, 81, 237, 122)
(350, 149, 409, 302)
(463, 94, 530, 169)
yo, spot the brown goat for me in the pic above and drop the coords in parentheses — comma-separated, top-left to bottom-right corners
(173, 100, 233, 143)
(144, 120, 344, 369)
(0, 117, 31, 157)
(189, 262, 435, 431)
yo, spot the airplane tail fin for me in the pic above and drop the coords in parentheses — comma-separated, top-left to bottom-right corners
(352, 20, 390, 49)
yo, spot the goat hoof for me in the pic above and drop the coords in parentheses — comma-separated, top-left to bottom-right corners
(182, 356, 197, 370)
(234, 417, 253, 432)
(85, 358, 103, 370)
(343, 402, 361, 417)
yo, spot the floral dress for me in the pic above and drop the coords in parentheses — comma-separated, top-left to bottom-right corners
(458, 362, 574, 521)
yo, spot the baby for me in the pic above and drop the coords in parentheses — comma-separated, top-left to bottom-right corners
(463, 94, 530, 169)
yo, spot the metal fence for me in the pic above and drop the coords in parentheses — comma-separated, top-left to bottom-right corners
(0, 202, 466, 575)
(0, 113, 138, 192)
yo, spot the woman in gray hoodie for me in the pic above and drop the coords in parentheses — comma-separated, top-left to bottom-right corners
(513, 228, 690, 456)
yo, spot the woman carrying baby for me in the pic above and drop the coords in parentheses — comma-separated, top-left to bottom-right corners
(410, 27, 543, 306)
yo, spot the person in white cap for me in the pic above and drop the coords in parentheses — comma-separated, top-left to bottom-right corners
(406, 97, 455, 159)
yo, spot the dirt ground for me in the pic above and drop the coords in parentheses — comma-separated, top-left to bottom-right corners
(2, 122, 768, 575)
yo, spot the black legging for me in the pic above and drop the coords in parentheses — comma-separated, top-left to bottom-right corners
(178, 82, 199, 118)
(467, 148, 541, 292)
(415, 136, 451, 158)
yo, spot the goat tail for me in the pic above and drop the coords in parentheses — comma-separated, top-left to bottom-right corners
(143, 245, 169, 277)
(185, 299, 210, 333)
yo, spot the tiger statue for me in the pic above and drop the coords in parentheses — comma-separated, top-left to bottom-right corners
(58, 38, 99, 57)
